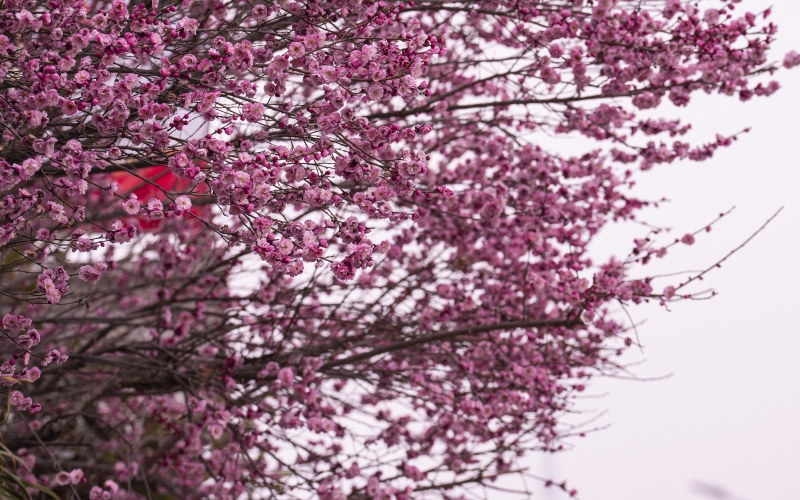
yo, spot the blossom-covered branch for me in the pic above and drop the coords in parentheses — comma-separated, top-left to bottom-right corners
(0, 0, 794, 498)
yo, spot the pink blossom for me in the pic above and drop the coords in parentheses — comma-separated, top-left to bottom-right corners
(122, 194, 140, 215)
(108, 0, 128, 22)
(783, 50, 800, 69)
(207, 424, 224, 440)
(78, 265, 102, 284)
(19, 367, 41, 382)
(55, 471, 71, 486)
(367, 84, 385, 100)
(320, 66, 338, 82)
(61, 100, 77, 116)
(251, 4, 269, 21)
(40, 278, 61, 303)
(288, 42, 305, 58)
(104, 479, 119, 493)
(241, 102, 265, 123)
(277, 367, 294, 387)
(178, 54, 197, 71)
(9, 392, 22, 406)
(174, 196, 192, 211)
(74, 70, 90, 84)
(703, 9, 720, 25)
(91, 13, 107, 29)
(69, 468, 84, 485)
(0, 1, 790, 498)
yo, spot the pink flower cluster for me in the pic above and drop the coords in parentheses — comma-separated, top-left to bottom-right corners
(0, 0, 794, 498)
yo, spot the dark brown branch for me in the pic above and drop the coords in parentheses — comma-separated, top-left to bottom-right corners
(321, 318, 583, 369)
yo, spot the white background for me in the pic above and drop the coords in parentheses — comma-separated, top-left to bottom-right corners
(512, 2, 800, 499)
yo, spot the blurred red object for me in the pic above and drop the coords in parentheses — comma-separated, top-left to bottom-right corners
(110, 166, 206, 229)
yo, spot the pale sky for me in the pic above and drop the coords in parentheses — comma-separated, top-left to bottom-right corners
(502, 1, 800, 499)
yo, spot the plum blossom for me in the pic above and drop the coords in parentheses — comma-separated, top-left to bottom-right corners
(287, 42, 305, 58)
(69, 468, 84, 485)
(19, 367, 41, 382)
(74, 70, 91, 84)
(78, 265, 102, 284)
(108, 0, 128, 22)
(241, 102, 265, 122)
(122, 194, 140, 215)
(784, 51, 800, 69)
(207, 424, 224, 440)
(55, 471, 71, 486)
(319, 66, 338, 82)
(175, 196, 192, 211)
(277, 367, 294, 387)
(0, 0, 789, 498)
(178, 54, 197, 71)
(704, 9, 721, 25)
(367, 84, 385, 100)
(251, 4, 269, 21)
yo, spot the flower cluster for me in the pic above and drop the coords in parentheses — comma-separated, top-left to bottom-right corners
(0, 0, 794, 498)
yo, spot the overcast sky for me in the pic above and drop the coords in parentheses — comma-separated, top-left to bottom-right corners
(499, 2, 800, 499)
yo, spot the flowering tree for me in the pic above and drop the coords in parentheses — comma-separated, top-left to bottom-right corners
(0, 0, 795, 498)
